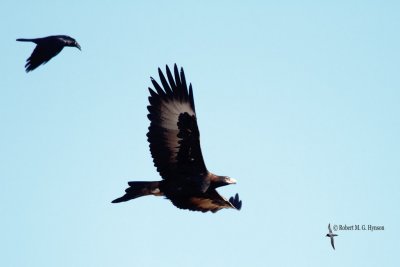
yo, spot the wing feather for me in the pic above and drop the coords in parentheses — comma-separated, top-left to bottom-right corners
(147, 64, 207, 181)
(169, 189, 235, 213)
(166, 65, 177, 90)
(158, 67, 174, 97)
(25, 43, 63, 72)
(229, 193, 242, 210)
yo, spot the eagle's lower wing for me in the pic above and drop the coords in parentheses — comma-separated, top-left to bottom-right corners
(169, 189, 236, 213)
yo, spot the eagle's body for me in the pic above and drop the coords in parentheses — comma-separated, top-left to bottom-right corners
(16, 35, 81, 72)
(112, 65, 241, 213)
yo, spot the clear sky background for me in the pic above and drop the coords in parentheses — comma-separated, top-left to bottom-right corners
(1, 1, 399, 266)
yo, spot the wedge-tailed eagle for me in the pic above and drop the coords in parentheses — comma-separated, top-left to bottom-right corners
(112, 64, 241, 213)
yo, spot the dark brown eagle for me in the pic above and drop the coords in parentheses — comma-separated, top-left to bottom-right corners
(112, 64, 242, 213)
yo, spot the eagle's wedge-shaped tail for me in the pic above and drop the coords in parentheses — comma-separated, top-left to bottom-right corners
(111, 181, 162, 203)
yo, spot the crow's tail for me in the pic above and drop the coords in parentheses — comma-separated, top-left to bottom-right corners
(16, 38, 36, 42)
(111, 181, 162, 203)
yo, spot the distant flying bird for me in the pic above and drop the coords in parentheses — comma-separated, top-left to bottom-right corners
(326, 223, 338, 250)
(16, 35, 81, 72)
(112, 64, 242, 213)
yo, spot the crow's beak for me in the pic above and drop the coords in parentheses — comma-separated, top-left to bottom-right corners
(75, 43, 81, 51)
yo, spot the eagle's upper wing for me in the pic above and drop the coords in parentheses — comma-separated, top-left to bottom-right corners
(25, 42, 63, 72)
(169, 189, 237, 213)
(147, 64, 208, 181)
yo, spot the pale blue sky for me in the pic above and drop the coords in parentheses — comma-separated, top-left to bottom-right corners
(1, 1, 399, 266)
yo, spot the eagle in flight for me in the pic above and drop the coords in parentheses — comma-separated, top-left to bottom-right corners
(112, 64, 242, 213)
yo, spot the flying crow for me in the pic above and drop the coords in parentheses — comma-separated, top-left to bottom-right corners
(16, 35, 81, 72)
(112, 64, 242, 213)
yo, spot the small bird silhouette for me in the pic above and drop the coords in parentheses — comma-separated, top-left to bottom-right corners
(16, 35, 81, 72)
(326, 223, 338, 250)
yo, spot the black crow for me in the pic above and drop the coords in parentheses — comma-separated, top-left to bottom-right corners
(16, 35, 81, 72)
(112, 64, 242, 213)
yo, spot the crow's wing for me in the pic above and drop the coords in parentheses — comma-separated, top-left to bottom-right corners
(25, 42, 64, 72)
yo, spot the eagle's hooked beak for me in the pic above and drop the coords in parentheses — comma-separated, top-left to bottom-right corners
(75, 42, 81, 51)
(226, 177, 237, 184)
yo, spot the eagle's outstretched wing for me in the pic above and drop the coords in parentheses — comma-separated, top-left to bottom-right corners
(147, 65, 208, 184)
